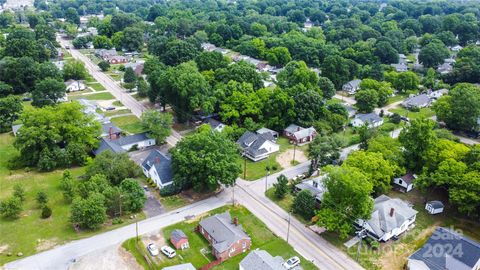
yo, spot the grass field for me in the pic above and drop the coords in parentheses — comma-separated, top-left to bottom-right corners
(69, 92, 115, 101)
(0, 133, 145, 265)
(390, 107, 435, 120)
(87, 83, 106, 91)
(127, 205, 317, 270)
(111, 115, 145, 134)
(104, 109, 132, 117)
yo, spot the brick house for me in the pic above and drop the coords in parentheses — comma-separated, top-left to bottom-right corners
(283, 124, 317, 145)
(197, 211, 251, 262)
(170, 229, 189, 250)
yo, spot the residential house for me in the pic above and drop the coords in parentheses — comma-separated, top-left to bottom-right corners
(124, 61, 144, 76)
(408, 227, 480, 270)
(65, 80, 87, 92)
(343, 104, 357, 118)
(294, 175, 328, 206)
(437, 62, 453, 75)
(239, 249, 285, 270)
(95, 49, 117, 60)
(303, 19, 314, 30)
(106, 55, 128, 64)
(283, 124, 317, 144)
(399, 54, 408, 64)
(402, 94, 431, 110)
(205, 118, 226, 132)
(256, 127, 279, 139)
(76, 99, 109, 123)
(162, 263, 196, 270)
(355, 195, 418, 242)
(237, 131, 280, 161)
(450, 45, 463, 52)
(11, 124, 22, 136)
(428, 89, 448, 100)
(94, 132, 155, 155)
(391, 63, 408, 72)
(342, 79, 362, 95)
(141, 149, 173, 189)
(351, 113, 384, 128)
(52, 60, 65, 71)
(425, 201, 444, 215)
(393, 173, 416, 192)
(170, 229, 189, 250)
(197, 211, 251, 262)
(100, 122, 122, 139)
(201, 42, 216, 52)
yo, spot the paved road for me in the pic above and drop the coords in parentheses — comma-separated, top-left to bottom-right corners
(4, 195, 230, 270)
(334, 94, 356, 105)
(57, 37, 182, 146)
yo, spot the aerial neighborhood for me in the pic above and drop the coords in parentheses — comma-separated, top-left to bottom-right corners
(1, 0, 480, 270)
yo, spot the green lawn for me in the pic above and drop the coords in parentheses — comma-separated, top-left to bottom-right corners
(104, 109, 132, 117)
(112, 101, 123, 107)
(265, 187, 313, 224)
(132, 93, 147, 101)
(0, 133, 145, 265)
(386, 94, 407, 105)
(87, 83, 106, 91)
(390, 107, 435, 120)
(111, 115, 145, 134)
(70, 92, 115, 101)
(334, 127, 360, 146)
(128, 205, 317, 270)
(158, 195, 189, 211)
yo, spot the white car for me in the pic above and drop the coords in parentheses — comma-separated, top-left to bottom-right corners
(147, 243, 159, 256)
(283, 256, 300, 269)
(161, 246, 176, 258)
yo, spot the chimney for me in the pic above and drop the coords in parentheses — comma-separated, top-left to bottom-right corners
(389, 208, 395, 217)
(233, 217, 239, 226)
(155, 157, 160, 164)
(109, 127, 113, 139)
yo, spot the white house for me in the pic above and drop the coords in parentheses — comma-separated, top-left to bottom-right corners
(237, 131, 280, 161)
(450, 45, 463, 52)
(356, 195, 418, 242)
(391, 63, 408, 72)
(425, 201, 444, 215)
(428, 89, 448, 100)
(141, 149, 173, 189)
(351, 113, 384, 128)
(393, 173, 416, 192)
(65, 80, 87, 92)
(342, 79, 362, 95)
(204, 118, 226, 132)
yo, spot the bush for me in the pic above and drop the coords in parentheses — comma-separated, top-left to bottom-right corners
(98, 61, 110, 72)
(379, 123, 396, 133)
(159, 184, 182, 197)
(112, 217, 123, 225)
(370, 240, 380, 250)
(292, 190, 316, 221)
(41, 205, 52, 219)
(36, 191, 49, 205)
(271, 165, 278, 170)
(13, 184, 26, 202)
(390, 113, 401, 124)
(410, 106, 420, 112)
(0, 196, 23, 219)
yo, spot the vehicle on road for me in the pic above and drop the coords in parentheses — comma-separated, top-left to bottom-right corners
(143, 185, 149, 191)
(283, 256, 300, 269)
(147, 243, 159, 256)
(161, 246, 176, 258)
(293, 174, 305, 181)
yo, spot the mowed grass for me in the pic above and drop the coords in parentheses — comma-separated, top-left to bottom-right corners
(131, 205, 317, 270)
(111, 115, 145, 134)
(390, 107, 435, 120)
(0, 133, 145, 265)
(75, 92, 115, 101)
(104, 109, 132, 117)
(87, 82, 106, 91)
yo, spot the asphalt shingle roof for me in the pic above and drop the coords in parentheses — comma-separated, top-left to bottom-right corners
(141, 150, 173, 185)
(240, 249, 284, 270)
(355, 113, 383, 124)
(170, 229, 187, 243)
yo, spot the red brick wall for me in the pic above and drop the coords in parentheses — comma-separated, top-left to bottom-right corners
(197, 225, 251, 261)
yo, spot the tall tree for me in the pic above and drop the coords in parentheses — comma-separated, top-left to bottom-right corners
(86, 151, 140, 186)
(32, 78, 66, 107)
(63, 60, 87, 81)
(399, 119, 437, 171)
(70, 192, 106, 230)
(308, 136, 341, 172)
(0, 95, 22, 132)
(140, 110, 173, 144)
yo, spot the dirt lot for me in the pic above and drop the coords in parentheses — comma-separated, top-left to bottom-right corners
(276, 149, 307, 168)
(69, 245, 141, 270)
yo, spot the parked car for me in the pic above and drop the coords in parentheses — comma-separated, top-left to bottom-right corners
(105, 106, 116, 111)
(147, 243, 159, 256)
(161, 246, 176, 258)
(283, 256, 300, 269)
(293, 174, 305, 181)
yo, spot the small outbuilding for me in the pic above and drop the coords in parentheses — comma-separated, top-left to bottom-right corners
(425, 201, 444, 215)
(170, 229, 189, 250)
(393, 173, 416, 192)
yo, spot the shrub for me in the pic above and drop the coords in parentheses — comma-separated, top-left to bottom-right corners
(410, 106, 420, 112)
(112, 217, 123, 225)
(159, 184, 182, 197)
(292, 190, 316, 220)
(390, 113, 401, 124)
(13, 184, 26, 202)
(273, 174, 288, 199)
(36, 191, 49, 205)
(0, 196, 23, 219)
(41, 205, 52, 219)
(98, 61, 110, 72)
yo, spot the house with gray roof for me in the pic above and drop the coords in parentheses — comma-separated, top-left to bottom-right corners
(408, 227, 480, 270)
(240, 249, 285, 270)
(284, 124, 317, 144)
(402, 94, 432, 110)
(162, 263, 195, 270)
(94, 132, 155, 155)
(391, 63, 408, 72)
(351, 113, 384, 128)
(204, 118, 226, 132)
(437, 62, 453, 75)
(198, 211, 251, 262)
(355, 195, 417, 242)
(141, 149, 173, 189)
(237, 131, 279, 161)
(342, 79, 362, 95)
(294, 175, 328, 206)
(101, 122, 122, 139)
(256, 127, 279, 139)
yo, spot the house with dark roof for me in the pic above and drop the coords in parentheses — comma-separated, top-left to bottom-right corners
(294, 175, 328, 206)
(408, 227, 480, 270)
(237, 131, 279, 161)
(240, 249, 285, 270)
(425, 201, 444, 215)
(204, 118, 226, 132)
(124, 61, 144, 76)
(170, 229, 189, 250)
(342, 79, 362, 95)
(256, 127, 279, 139)
(393, 173, 417, 192)
(141, 149, 173, 189)
(284, 124, 317, 145)
(94, 132, 155, 155)
(351, 113, 384, 128)
(100, 122, 122, 139)
(402, 94, 432, 110)
(355, 195, 417, 242)
(197, 211, 251, 262)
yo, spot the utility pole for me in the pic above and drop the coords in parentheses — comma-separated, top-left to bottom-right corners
(286, 211, 292, 243)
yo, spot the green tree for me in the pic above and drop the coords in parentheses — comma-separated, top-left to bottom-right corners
(292, 190, 316, 220)
(122, 27, 143, 52)
(32, 78, 66, 107)
(219, 82, 263, 125)
(41, 204, 52, 219)
(360, 79, 394, 106)
(385, 71, 419, 93)
(140, 110, 173, 144)
(60, 170, 75, 202)
(170, 128, 241, 192)
(308, 136, 341, 172)
(13, 183, 26, 202)
(65, 7, 80, 25)
(367, 136, 405, 168)
(318, 77, 336, 99)
(399, 119, 437, 171)
(119, 178, 146, 213)
(86, 152, 140, 186)
(374, 41, 399, 64)
(36, 191, 48, 205)
(93, 35, 113, 49)
(355, 89, 379, 113)
(98, 61, 110, 72)
(266, 47, 292, 67)
(123, 67, 137, 84)
(63, 60, 87, 81)
(277, 61, 318, 89)
(215, 60, 263, 90)
(274, 174, 289, 199)
(0, 196, 23, 219)
(0, 95, 22, 132)
(449, 171, 480, 218)
(70, 192, 107, 230)
(419, 40, 450, 68)
(317, 166, 373, 238)
(195, 51, 229, 71)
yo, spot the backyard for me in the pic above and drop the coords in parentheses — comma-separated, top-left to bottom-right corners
(0, 133, 145, 265)
(390, 107, 435, 120)
(125, 205, 317, 270)
(111, 115, 145, 134)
